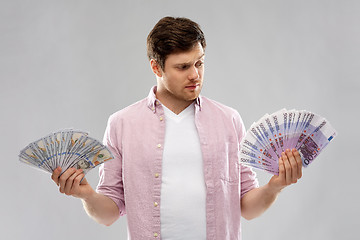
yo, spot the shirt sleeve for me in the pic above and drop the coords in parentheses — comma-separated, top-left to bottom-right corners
(233, 110, 259, 198)
(96, 114, 126, 216)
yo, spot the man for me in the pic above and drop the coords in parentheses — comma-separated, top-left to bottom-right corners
(52, 16, 302, 239)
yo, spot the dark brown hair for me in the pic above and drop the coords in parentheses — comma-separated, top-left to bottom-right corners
(147, 16, 206, 70)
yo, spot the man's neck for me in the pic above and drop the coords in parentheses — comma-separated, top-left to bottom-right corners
(155, 92, 195, 115)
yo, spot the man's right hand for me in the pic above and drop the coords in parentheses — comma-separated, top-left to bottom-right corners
(51, 167, 120, 226)
(51, 167, 95, 200)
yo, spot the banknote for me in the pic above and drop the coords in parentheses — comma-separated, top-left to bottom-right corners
(239, 109, 337, 175)
(19, 129, 114, 175)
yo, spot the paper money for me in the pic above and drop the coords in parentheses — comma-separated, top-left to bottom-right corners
(239, 109, 337, 175)
(19, 129, 114, 175)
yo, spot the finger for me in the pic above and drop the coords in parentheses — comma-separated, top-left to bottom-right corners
(293, 148, 303, 179)
(285, 149, 298, 183)
(64, 169, 84, 195)
(51, 167, 62, 186)
(59, 168, 77, 193)
(278, 156, 285, 180)
(282, 151, 292, 185)
(71, 173, 86, 194)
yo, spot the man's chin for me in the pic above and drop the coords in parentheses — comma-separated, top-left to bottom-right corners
(185, 93, 200, 102)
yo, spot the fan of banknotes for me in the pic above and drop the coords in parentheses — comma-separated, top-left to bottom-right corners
(239, 109, 337, 175)
(19, 129, 114, 175)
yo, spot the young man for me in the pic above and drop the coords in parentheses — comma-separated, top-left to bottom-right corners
(52, 17, 303, 239)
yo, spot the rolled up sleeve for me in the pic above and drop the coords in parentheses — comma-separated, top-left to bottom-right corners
(240, 165, 259, 198)
(96, 114, 126, 216)
(234, 111, 259, 198)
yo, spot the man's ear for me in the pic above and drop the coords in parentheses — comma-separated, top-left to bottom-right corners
(150, 59, 163, 77)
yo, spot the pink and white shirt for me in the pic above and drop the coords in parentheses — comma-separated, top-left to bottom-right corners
(97, 86, 259, 240)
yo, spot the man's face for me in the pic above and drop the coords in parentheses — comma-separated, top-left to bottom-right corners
(156, 42, 205, 105)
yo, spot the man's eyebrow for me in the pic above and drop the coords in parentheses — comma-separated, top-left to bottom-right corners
(197, 53, 205, 60)
(174, 54, 205, 66)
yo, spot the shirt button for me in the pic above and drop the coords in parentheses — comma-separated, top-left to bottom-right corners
(151, 107, 155, 111)
(154, 233, 158, 238)
(157, 144, 161, 148)
(154, 202, 158, 207)
(155, 173, 159, 178)
(159, 116, 163, 121)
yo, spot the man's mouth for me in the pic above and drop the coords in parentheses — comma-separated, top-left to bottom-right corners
(185, 84, 199, 89)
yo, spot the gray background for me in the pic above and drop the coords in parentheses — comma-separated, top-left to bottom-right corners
(1, 0, 359, 239)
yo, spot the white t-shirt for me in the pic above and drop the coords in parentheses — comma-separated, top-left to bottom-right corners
(160, 102, 206, 240)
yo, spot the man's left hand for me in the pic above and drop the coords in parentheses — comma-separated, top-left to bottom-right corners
(268, 148, 303, 192)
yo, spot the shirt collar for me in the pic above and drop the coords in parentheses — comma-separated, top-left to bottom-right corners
(147, 86, 202, 113)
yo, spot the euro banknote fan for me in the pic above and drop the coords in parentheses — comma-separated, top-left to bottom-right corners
(239, 109, 337, 175)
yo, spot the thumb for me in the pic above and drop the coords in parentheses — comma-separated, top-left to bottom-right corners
(79, 176, 89, 185)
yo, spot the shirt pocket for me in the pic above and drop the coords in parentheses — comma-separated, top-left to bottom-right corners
(214, 140, 240, 184)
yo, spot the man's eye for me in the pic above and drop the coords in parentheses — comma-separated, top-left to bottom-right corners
(178, 65, 189, 70)
(196, 61, 204, 67)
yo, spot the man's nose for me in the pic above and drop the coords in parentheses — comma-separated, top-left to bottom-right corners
(188, 66, 199, 81)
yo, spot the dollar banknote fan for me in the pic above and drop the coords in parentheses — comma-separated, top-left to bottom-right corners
(239, 109, 337, 175)
(19, 129, 114, 175)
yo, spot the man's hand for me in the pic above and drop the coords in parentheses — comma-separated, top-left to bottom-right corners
(51, 167, 120, 226)
(268, 148, 303, 192)
(51, 167, 95, 200)
(241, 148, 303, 220)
